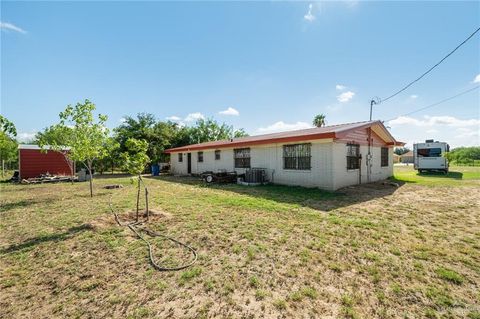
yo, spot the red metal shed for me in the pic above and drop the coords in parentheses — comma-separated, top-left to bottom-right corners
(18, 145, 74, 179)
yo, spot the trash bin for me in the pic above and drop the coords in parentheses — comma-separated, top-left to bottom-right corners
(151, 164, 160, 176)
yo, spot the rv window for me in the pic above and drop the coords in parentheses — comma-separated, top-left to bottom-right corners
(346, 144, 360, 170)
(417, 148, 442, 157)
(215, 150, 221, 160)
(283, 143, 311, 170)
(198, 151, 204, 162)
(381, 147, 388, 167)
(178, 153, 183, 162)
(234, 148, 250, 168)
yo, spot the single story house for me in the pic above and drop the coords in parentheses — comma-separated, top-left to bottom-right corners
(164, 120, 404, 191)
(18, 145, 73, 179)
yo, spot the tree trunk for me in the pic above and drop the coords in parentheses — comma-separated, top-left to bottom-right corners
(136, 176, 141, 222)
(145, 186, 149, 221)
(88, 161, 93, 197)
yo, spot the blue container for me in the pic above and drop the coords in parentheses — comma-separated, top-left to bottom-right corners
(151, 164, 160, 176)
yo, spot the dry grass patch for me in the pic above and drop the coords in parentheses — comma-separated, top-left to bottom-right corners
(1, 168, 479, 318)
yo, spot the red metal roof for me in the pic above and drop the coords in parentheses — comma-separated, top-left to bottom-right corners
(165, 120, 404, 153)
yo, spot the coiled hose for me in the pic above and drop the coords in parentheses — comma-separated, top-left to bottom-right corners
(109, 197, 197, 271)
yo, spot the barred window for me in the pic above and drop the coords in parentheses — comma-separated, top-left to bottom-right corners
(178, 153, 183, 162)
(215, 150, 221, 160)
(346, 143, 360, 170)
(234, 148, 250, 168)
(283, 143, 311, 170)
(381, 147, 389, 167)
(198, 151, 203, 163)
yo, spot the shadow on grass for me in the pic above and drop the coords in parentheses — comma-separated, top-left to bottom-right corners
(1, 199, 39, 213)
(0, 224, 93, 254)
(391, 171, 465, 184)
(95, 173, 133, 180)
(146, 175, 404, 211)
(418, 171, 463, 179)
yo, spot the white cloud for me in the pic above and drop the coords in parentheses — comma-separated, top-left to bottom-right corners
(337, 91, 355, 103)
(304, 3, 315, 22)
(455, 127, 479, 139)
(17, 131, 37, 142)
(257, 121, 313, 134)
(218, 107, 239, 116)
(473, 74, 480, 83)
(184, 112, 205, 123)
(166, 116, 181, 121)
(335, 84, 346, 90)
(389, 115, 480, 128)
(0, 22, 27, 34)
(410, 95, 418, 99)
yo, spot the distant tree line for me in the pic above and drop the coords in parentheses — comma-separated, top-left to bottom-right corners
(394, 147, 411, 156)
(0, 115, 18, 174)
(445, 147, 480, 166)
(0, 100, 251, 181)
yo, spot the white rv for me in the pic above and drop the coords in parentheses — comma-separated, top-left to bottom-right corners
(413, 140, 450, 173)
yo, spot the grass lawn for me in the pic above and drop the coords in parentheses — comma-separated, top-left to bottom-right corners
(393, 165, 480, 186)
(1, 169, 479, 318)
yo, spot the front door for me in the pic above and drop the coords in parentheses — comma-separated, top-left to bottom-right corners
(187, 153, 192, 174)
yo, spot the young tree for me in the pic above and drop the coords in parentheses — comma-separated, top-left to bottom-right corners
(0, 115, 18, 176)
(313, 114, 326, 127)
(120, 138, 150, 221)
(46, 100, 109, 197)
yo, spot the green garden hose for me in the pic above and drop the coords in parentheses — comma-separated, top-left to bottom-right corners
(109, 198, 197, 271)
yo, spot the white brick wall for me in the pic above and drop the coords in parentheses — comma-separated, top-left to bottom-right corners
(332, 142, 393, 190)
(169, 139, 393, 191)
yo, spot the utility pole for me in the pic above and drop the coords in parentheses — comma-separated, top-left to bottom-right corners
(367, 99, 378, 183)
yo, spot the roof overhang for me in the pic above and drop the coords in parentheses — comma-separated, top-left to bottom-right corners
(164, 133, 336, 153)
(164, 120, 403, 153)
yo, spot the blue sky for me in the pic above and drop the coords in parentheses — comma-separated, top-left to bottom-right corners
(1, 1, 479, 148)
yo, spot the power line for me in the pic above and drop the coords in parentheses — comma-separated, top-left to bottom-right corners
(384, 85, 480, 122)
(380, 27, 480, 103)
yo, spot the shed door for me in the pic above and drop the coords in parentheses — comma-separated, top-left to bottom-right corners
(187, 153, 192, 174)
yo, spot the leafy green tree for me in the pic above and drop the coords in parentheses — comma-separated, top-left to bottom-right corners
(0, 115, 17, 136)
(186, 119, 249, 145)
(0, 115, 18, 176)
(120, 138, 150, 221)
(313, 114, 326, 128)
(95, 137, 120, 174)
(445, 146, 480, 165)
(114, 113, 165, 164)
(43, 100, 109, 197)
(234, 128, 249, 138)
(35, 125, 74, 147)
(394, 147, 411, 156)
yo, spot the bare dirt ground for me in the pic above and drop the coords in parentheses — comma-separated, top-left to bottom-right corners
(1, 170, 479, 318)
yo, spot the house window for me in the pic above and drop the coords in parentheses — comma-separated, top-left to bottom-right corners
(178, 153, 183, 162)
(381, 147, 389, 167)
(234, 148, 250, 168)
(283, 143, 311, 170)
(198, 151, 203, 162)
(346, 143, 360, 170)
(215, 150, 221, 160)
